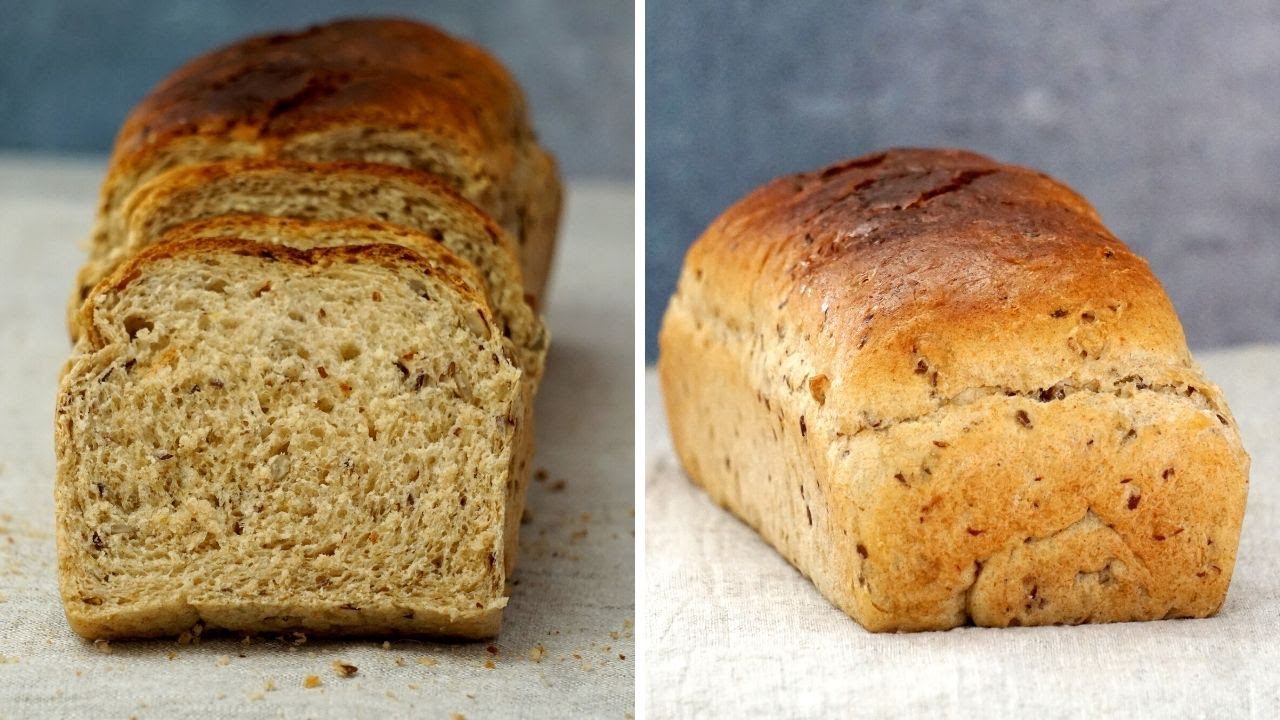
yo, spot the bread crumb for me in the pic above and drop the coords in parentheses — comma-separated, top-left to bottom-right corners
(528, 644, 545, 662)
(416, 657, 439, 667)
(483, 659, 495, 670)
(0, 655, 18, 664)
(303, 675, 322, 688)
(385, 690, 398, 700)
(393, 656, 407, 667)
(216, 654, 230, 666)
(382, 640, 392, 650)
(264, 677, 277, 692)
(549, 480, 566, 492)
(332, 660, 358, 678)
(0, 591, 7, 602)
(451, 714, 466, 720)
(166, 651, 177, 660)
(623, 618, 634, 629)
(176, 631, 193, 646)
(534, 468, 548, 482)
(93, 639, 112, 654)
(485, 644, 499, 655)
(291, 631, 307, 646)
(407, 683, 420, 690)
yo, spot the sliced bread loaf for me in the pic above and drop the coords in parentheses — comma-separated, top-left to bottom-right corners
(56, 237, 525, 639)
(93, 18, 560, 301)
(71, 160, 546, 381)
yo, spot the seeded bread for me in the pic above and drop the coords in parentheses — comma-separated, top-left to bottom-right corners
(145, 216, 541, 565)
(72, 159, 547, 381)
(56, 237, 525, 639)
(659, 148, 1250, 632)
(93, 17, 561, 302)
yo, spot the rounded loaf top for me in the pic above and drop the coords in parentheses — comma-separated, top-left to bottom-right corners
(674, 148, 1196, 429)
(110, 17, 527, 166)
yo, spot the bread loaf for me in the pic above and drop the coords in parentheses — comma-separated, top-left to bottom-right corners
(659, 148, 1250, 631)
(57, 236, 525, 639)
(73, 159, 547, 380)
(92, 18, 560, 302)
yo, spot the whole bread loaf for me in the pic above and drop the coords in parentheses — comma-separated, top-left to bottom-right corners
(659, 148, 1250, 631)
(92, 17, 560, 302)
(57, 236, 524, 639)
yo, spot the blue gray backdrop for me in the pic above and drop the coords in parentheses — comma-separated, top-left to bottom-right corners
(647, 1, 1280, 361)
(0, 0, 633, 178)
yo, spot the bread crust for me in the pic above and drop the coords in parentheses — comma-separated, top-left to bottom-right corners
(660, 148, 1250, 631)
(97, 18, 560, 300)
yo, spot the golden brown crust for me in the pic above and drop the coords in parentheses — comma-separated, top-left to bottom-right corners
(660, 147, 1250, 631)
(685, 148, 1194, 425)
(111, 18, 520, 178)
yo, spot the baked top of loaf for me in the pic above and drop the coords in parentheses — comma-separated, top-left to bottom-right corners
(56, 237, 523, 640)
(684, 147, 1207, 431)
(110, 18, 526, 183)
(75, 159, 545, 379)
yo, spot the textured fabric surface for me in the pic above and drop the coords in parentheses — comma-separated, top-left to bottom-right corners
(0, 158, 635, 718)
(646, 349, 1280, 719)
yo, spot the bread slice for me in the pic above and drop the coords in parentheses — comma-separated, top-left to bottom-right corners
(93, 17, 561, 301)
(71, 159, 547, 382)
(56, 237, 525, 639)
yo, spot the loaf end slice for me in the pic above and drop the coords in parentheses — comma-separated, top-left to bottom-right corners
(660, 147, 1250, 632)
(56, 238, 523, 639)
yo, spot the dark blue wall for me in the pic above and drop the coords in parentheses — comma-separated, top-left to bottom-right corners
(646, 1, 1280, 360)
(0, 0, 633, 178)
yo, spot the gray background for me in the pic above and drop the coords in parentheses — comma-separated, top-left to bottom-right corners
(646, 0, 1280, 361)
(0, 0, 633, 179)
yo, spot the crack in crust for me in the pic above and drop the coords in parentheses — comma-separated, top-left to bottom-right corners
(834, 375, 1227, 439)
